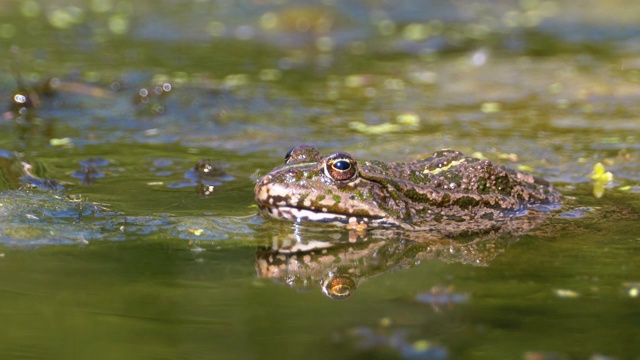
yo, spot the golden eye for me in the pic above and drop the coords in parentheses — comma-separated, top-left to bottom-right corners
(322, 274, 356, 300)
(324, 153, 358, 182)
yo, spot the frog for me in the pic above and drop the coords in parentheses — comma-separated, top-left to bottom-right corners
(254, 145, 561, 235)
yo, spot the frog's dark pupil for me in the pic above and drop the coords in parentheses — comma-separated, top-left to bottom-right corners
(333, 160, 351, 171)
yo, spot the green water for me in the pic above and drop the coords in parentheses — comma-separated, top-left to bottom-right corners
(1, 1, 639, 359)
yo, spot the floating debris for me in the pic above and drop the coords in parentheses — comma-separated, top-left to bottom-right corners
(49, 137, 73, 147)
(623, 282, 640, 298)
(188, 228, 204, 236)
(20, 161, 64, 191)
(196, 183, 216, 197)
(497, 152, 519, 162)
(481, 101, 501, 113)
(590, 162, 613, 198)
(169, 159, 233, 198)
(79, 158, 110, 167)
(396, 112, 421, 126)
(415, 286, 470, 311)
(523, 351, 568, 360)
(0, 190, 114, 246)
(349, 112, 420, 135)
(346, 325, 448, 360)
(134, 82, 173, 115)
(72, 157, 108, 185)
(192, 159, 227, 178)
(553, 288, 580, 299)
(344, 74, 373, 88)
(558, 207, 593, 219)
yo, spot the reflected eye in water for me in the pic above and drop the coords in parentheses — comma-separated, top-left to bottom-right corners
(322, 274, 356, 300)
(324, 153, 358, 182)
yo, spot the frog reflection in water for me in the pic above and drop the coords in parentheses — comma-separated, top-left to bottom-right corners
(255, 226, 523, 299)
(255, 145, 561, 236)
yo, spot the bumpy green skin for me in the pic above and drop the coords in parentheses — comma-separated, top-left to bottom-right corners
(255, 146, 561, 234)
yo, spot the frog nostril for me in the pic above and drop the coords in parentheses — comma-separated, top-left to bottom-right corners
(284, 147, 295, 163)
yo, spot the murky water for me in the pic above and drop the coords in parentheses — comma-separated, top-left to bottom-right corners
(0, 1, 639, 359)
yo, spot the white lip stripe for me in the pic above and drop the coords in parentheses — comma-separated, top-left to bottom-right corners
(260, 205, 395, 228)
(273, 206, 349, 222)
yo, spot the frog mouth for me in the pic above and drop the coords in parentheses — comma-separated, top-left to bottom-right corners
(257, 204, 392, 228)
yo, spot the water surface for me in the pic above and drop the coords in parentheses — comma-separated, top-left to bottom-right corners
(0, 1, 639, 359)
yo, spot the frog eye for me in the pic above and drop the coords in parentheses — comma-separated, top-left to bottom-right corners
(324, 153, 358, 182)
